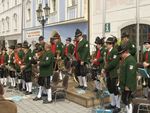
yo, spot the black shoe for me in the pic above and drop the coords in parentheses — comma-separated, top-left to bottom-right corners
(26, 92, 32, 95)
(105, 104, 116, 109)
(33, 97, 42, 101)
(25, 91, 29, 95)
(93, 88, 98, 92)
(82, 86, 87, 90)
(75, 85, 83, 89)
(9, 86, 13, 89)
(43, 100, 53, 104)
(113, 107, 121, 113)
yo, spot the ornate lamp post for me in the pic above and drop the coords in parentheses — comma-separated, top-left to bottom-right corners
(36, 3, 50, 37)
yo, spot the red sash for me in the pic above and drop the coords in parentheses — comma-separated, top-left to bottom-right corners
(0, 55, 4, 65)
(51, 43, 56, 55)
(74, 41, 79, 61)
(14, 52, 22, 66)
(145, 51, 149, 62)
(64, 45, 68, 56)
(94, 49, 101, 65)
(106, 50, 110, 63)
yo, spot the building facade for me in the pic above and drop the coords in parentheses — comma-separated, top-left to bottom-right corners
(0, 0, 22, 48)
(23, 0, 88, 44)
(90, 0, 150, 48)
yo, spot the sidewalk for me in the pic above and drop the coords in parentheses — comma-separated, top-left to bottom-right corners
(4, 88, 92, 113)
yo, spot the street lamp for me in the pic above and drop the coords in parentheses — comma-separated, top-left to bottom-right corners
(36, 3, 50, 37)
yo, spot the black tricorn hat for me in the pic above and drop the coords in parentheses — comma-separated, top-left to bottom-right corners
(35, 46, 44, 53)
(9, 45, 15, 50)
(16, 43, 22, 48)
(117, 44, 128, 54)
(53, 32, 60, 39)
(22, 43, 30, 49)
(66, 37, 72, 42)
(39, 36, 44, 41)
(95, 36, 103, 44)
(1, 47, 7, 51)
(144, 39, 150, 44)
(106, 37, 115, 44)
(75, 29, 82, 38)
(121, 32, 129, 38)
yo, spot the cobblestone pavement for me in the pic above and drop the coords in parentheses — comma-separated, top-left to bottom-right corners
(4, 88, 92, 113)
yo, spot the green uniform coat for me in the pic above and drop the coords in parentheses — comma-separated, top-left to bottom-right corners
(56, 41, 64, 56)
(105, 48, 119, 79)
(39, 51, 54, 77)
(143, 51, 150, 74)
(119, 55, 137, 92)
(62, 43, 74, 60)
(15, 50, 24, 72)
(126, 40, 136, 58)
(77, 38, 90, 63)
(23, 49, 33, 72)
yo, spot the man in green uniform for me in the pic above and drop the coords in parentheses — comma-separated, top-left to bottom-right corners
(0, 47, 8, 87)
(14, 43, 25, 91)
(104, 37, 120, 113)
(21, 43, 33, 95)
(75, 29, 90, 90)
(62, 37, 74, 71)
(53, 32, 64, 71)
(121, 32, 136, 58)
(53, 32, 64, 56)
(142, 39, 150, 99)
(33, 43, 54, 104)
(91, 36, 105, 92)
(118, 44, 137, 113)
(8, 45, 16, 88)
(39, 36, 46, 49)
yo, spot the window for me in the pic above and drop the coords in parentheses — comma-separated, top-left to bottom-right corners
(13, 13, 17, 30)
(6, 17, 9, 31)
(7, 0, 9, 9)
(2, 0, 5, 11)
(68, 0, 77, 7)
(50, 0, 56, 13)
(2, 18, 5, 32)
(26, 0, 31, 21)
(27, 8, 31, 20)
(15, 0, 17, 5)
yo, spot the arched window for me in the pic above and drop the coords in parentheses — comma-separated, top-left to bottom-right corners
(49, 0, 56, 13)
(13, 13, 17, 30)
(6, 16, 9, 31)
(26, 0, 31, 21)
(15, 0, 17, 5)
(2, 0, 5, 11)
(7, 0, 9, 9)
(2, 18, 5, 32)
(121, 24, 150, 45)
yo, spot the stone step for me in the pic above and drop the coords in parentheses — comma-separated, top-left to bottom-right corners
(66, 77, 110, 108)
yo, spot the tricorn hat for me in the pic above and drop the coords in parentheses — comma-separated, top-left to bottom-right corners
(35, 46, 44, 53)
(117, 44, 128, 54)
(121, 32, 129, 38)
(22, 43, 30, 49)
(1, 47, 7, 51)
(75, 29, 82, 38)
(66, 37, 72, 42)
(53, 32, 60, 39)
(106, 37, 115, 44)
(144, 39, 150, 44)
(39, 36, 44, 41)
(9, 45, 15, 50)
(95, 36, 103, 44)
(16, 43, 22, 48)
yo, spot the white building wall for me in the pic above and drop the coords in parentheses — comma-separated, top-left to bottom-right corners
(0, 0, 22, 46)
(90, 0, 150, 45)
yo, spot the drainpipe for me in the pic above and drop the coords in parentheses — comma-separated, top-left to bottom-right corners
(136, 0, 140, 62)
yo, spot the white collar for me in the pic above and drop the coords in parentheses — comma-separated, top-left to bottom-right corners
(109, 47, 113, 52)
